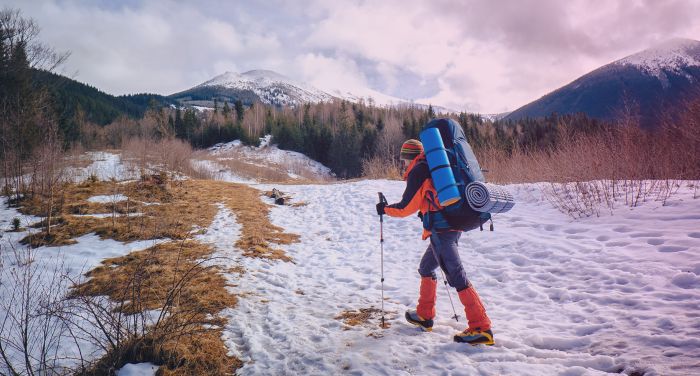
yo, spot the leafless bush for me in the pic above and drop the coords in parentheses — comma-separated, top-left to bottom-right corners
(361, 116, 406, 180)
(0, 244, 73, 376)
(66, 241, 229, 374)
(121, 137, 206, 179)
(361, 156, 401, 180)
(0, 239, 230, 375)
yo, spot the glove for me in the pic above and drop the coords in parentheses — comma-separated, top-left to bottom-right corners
(376, 202, 386, 216)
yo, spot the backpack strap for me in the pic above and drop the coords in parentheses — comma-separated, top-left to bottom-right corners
(425, 190, 441, 212)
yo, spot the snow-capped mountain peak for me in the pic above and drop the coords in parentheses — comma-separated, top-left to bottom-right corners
(615, 37, 700, 78)
(178, 69, 455, 111)
(192, 69, 334, 106)
(200, 70, 298, 89)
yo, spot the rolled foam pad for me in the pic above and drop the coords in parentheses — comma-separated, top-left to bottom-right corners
(466, 181, 515, 214)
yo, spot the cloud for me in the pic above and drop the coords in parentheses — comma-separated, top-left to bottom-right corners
(5, 0, 700, 112)
(294, 53, 369, 93)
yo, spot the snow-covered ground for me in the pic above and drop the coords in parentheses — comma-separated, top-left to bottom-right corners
(0, 196, 166, 372)
(218, 180, 699, 375)
(3, 148, 699, 375)
(116, 362, 159, 376)
(198, 136, 334, 182)
(65, 151, 140, 182)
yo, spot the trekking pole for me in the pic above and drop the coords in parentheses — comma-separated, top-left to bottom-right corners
(429, 235, 460, 322)
(378, 192, 388, 328)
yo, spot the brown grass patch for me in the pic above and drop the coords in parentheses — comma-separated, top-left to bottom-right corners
(335, 308, 390, 330)
(73, 241, 234, 313)
(74, 240, 241, 375)
(223, 182, 299, 262)
(19, 177, 298, 261)
(12, 174, 299, 373)
(194, 146, 334, 184)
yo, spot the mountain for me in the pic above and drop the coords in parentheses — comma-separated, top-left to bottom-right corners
(170, 69, 456, 112)
(170, 70, 335, 107)
(505, 38, 700, 128)
(32, 70, 177, 142)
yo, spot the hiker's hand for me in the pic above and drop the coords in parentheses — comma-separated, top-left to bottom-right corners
(376, 202, 386, 216)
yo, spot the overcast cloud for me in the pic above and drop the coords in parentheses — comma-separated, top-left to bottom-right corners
(6, 0, 700, 113)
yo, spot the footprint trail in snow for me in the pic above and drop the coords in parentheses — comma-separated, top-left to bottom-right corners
(216, 181, 700, 375)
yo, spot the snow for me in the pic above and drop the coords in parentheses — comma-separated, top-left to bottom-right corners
(190, 159, 258, 185)
(198, 70, 335, 106)
(219, 180, 700, 375)
(198, 136, 334, 182)
(481, 111, 512, 121)
(87, 193, 128, 203)
(65, 151, 139, 182)
(0, 196, 167, 373)
(4, 147, 700, 375)
(616, 38, 700, 78)
(192, 105, 214, 112)
(196, 69, 458, 111)
(116, 362, 158, 376)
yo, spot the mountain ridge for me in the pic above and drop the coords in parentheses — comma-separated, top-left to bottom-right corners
(170, 69, 456, 113)
(505, 38, 700, 127)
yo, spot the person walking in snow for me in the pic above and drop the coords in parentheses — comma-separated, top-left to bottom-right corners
(375, 139, 494, 345)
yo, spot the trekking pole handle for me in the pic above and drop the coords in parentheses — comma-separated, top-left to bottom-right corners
(377, 192, 388, 223)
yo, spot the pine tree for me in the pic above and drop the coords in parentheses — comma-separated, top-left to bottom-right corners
(174, 107, 184, 138)
(427, 104, 435, 119)
(234, 99, 244, 124)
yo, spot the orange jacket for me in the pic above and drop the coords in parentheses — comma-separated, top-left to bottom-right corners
(384, 153, 443, 239)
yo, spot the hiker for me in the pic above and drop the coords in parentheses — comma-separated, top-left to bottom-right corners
(375, 138, 494, 345)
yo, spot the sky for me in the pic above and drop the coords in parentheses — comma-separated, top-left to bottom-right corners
(6, 0, 700, 113)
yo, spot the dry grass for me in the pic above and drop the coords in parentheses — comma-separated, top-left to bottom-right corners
(121, 137, 214, 179)
(195, 153, 298, 183)
(11, 174, 300, 374)
(335, 308, 391, 330)
(361, 155, 402, 180)
(19, 177, 299, 258)
(73, 240, 241, 375)
(73, 241, 234, 313)
(19, 178, 217, 247)
(195, 145, 335, 184)
(17, 178, 299, 262)
(223, 182, 299, 262)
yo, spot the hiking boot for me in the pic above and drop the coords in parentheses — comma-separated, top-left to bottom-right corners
(405, 310, 433, 332)
(453, 328, 494, 346)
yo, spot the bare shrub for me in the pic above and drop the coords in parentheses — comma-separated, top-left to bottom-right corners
(478, 101, 700, 217)
(361, 116, 406, 180)
(66, 241, 240, 375)
(121, 137, 207, 179)
(0, 244, 73, 375)
(361, 156, 401, 180)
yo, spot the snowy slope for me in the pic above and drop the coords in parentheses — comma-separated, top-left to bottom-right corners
(218, 180, 700, 375)
(195, 136, 334, 183)
(197, 70, 335, 106)
(175, 69, 459, 111)
(616, 38, 700, 79)
(506, 38, 700, 127)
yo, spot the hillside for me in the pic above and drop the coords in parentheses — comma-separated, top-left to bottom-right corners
(505, 38, 700, 128)
(32, 70, 177, 141)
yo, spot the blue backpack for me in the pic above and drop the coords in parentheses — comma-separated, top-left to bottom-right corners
(420, 118, 491, 232)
